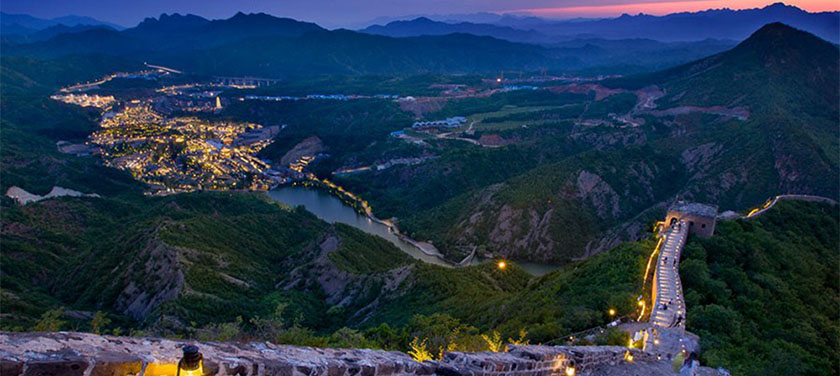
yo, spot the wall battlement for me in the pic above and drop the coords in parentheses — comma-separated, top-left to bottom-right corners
(0, 332, 668, 376)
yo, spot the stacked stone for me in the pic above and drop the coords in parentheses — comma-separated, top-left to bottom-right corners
(0, 332, 434, 376)
(436, 346, 653, 375)
(565, 346, 655, 368)
(0, 333, 661, 376)
(436, 350, 565, 376)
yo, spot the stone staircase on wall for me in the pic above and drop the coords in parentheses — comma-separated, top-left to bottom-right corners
(650, 222, 688, 329)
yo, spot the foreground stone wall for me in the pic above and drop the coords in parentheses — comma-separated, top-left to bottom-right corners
(0, 332, 658, 376)
(439, 345, 655, 376)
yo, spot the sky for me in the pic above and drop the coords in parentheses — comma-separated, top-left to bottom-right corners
(1, 0, 837, 29)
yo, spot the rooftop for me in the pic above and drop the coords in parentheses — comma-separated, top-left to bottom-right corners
(668, 201, 718, 217)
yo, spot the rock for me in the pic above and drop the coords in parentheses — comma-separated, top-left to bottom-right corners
(23, 358, 89, 376)
(1, 360, 24, 376)
(90, 353, 143, 376)
(0, 333, 679, 376)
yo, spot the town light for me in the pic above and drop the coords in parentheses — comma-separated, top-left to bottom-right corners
(177, 345, 203, 376)
(565, 366, 576, 376)
(608, 308, 616, 316)
(497, 261, 506, 269)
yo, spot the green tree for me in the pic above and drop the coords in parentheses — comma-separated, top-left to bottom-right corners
(328, 327, 372, 348)
(250, 303, 287, 343)
(481, 330, 504, 352)
(32, 308, 66, 332)
(90, 311, 111, 334)
(195, 316, 243, 342)
(407, 337, 433, 362)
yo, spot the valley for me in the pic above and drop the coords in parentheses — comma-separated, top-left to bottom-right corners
(0, 5, 838, 376)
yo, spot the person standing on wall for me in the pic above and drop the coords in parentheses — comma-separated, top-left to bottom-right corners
(680, 352, 699, 376)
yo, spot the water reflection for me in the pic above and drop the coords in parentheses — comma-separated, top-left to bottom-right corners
(266, 186, 560, 276)
(267, 187, 451, 266)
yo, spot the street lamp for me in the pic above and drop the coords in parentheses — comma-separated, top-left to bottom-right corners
(177, 345, 203, 376)
(497, 261, 506, 270)
(608, 308, 616, 317)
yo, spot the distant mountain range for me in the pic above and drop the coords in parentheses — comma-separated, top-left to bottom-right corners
(0, 12, 124, 34)
(362, 17, 551, 44)
(357, 12, 506, 28)
(362, 3, 839, 43)
(2, 11, 739, 77)
(2, 3, 836, 78)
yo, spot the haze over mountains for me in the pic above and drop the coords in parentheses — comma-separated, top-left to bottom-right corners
(363, 3, 839, 43)
(1, 3, 836, 80)
(0, 11, 123, 34)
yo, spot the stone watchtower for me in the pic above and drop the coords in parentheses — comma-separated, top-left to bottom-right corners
(665, 201, 717, 237)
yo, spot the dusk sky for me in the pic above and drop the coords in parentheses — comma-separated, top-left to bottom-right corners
(2, 0, 838, 28)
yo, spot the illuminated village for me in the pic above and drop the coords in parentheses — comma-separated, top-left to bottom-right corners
(52, 73, 282, 194)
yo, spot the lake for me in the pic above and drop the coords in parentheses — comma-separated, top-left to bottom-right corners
(266, 186, 559, 276)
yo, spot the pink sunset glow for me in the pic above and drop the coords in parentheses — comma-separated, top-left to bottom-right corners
(506, 0, 839, 18)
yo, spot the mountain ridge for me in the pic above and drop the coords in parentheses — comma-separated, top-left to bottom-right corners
(0, 11, 124, 33)
(349, 22, 839, 264)
(501, 2, 839, 42)
(363, 3, 839, 43)
(361, 17, 550, 44)
(2, 12, 738, 77)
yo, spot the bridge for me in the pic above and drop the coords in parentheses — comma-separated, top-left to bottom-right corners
(144, 63, 182, 74)
(215, 76, 281, 87)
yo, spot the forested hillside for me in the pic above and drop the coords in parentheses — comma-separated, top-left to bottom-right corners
(681, 200, 839, 376)
(337, 23, 839, 264)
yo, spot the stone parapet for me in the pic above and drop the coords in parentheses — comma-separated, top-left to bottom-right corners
(0, 332, 660, 376)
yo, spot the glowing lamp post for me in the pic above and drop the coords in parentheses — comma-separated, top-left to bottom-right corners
(608, 308, 616, 317)
(497, 261, 506, 270)
(177, 345, 203, 376)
